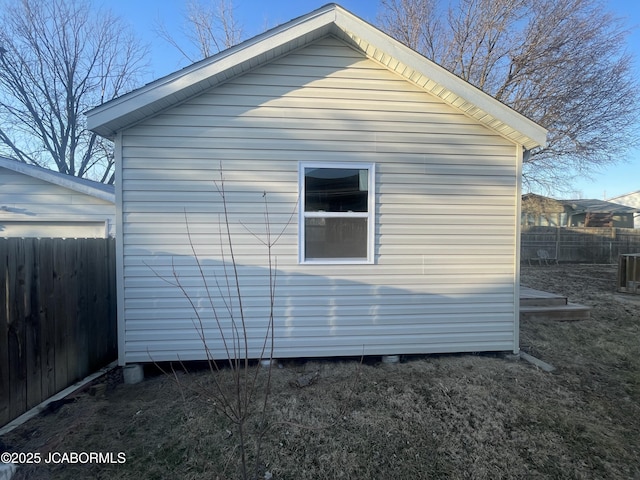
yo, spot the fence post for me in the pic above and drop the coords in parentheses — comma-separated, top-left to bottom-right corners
(0, 239, 9, 426)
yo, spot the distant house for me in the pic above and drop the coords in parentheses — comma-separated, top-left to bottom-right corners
(87, 4, 547, 365)
(521, 194, 566, 226)
(564, 198, 637, 228)
(522, 193, 637, 228)
(0, 157, 115, 237)
(608, 191, 640, 228)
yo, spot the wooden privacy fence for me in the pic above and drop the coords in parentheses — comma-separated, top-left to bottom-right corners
(522, 227, 640, 263)
(0, 238, 117, 426)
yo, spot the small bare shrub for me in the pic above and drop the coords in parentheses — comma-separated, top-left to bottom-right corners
(149, 172, 293, 480)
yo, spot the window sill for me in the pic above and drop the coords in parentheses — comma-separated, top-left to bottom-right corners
(300, 258, 374, 265)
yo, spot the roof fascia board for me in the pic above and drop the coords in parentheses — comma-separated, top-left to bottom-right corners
(332, 7, 547, 148)
(0, 157, 115, 203)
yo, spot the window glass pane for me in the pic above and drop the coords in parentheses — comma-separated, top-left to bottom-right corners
(305, 168, 368, 212)
(305, 218, 368, 259)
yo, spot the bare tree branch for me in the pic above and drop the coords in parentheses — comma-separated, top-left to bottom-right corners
(378, 0, 640, 193)
(155, 0, 244, 64)
(0, 0, 148, 183)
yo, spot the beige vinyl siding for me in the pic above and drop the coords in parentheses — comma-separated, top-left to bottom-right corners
(608, 193, 640, 228)
(119, 36, 520, 362)
(0, 168, 115, 237)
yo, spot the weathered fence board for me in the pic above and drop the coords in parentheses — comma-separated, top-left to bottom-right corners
(522, 227, 640, 263)
(0, 238, 116, 426)
(618, 254, 640, 294)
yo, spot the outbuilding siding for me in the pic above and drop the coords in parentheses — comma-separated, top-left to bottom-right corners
(608, 192, 640, 228)
(0, 168, 115, 238)
(119, 36, 520, 362)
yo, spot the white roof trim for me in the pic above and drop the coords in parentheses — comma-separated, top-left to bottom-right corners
(608, 190, 640, 201)
(87, 3, 547, 150)
(0, 157, 115, 203)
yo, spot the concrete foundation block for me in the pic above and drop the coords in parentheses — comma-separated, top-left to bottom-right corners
(260, 359, 278, 368)
(123, 364, 144, 384)
(0, 463, 17, 480)
(381, 355, 400, 364)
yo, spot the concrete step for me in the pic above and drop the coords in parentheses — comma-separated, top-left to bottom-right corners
(520, 302, 591, 322)
(520, 287, 568, 307)
(520, 296, 568, 307)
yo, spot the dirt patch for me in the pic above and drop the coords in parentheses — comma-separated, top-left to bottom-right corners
(2, 264, 639, 479)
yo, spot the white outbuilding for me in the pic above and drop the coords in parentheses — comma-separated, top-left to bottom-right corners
(87, 4, 547, 365)
(0, 157, 115, 238)
(608, 190, 640, 228)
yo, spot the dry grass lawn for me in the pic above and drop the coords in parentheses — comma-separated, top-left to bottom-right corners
(2, 264, 639, 479)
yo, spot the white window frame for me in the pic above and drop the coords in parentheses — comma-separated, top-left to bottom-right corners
(298, 161, 375, 265)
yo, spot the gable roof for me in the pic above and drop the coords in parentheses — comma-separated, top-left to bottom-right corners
(563, 198, 639, 214)
(523, 193, 639, 214)
(87, 3, 547, 150)
(0, 156, 115, 203)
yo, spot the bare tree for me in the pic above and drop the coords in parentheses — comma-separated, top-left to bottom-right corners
(156, 0, 244, 63)
(0, 0, 148, 183)
(378, 0, 640, 193)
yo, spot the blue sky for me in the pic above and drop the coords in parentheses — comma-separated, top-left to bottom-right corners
(102, 0, 639, 200)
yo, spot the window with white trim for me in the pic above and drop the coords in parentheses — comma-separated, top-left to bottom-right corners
(299, 162, 375, 264)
